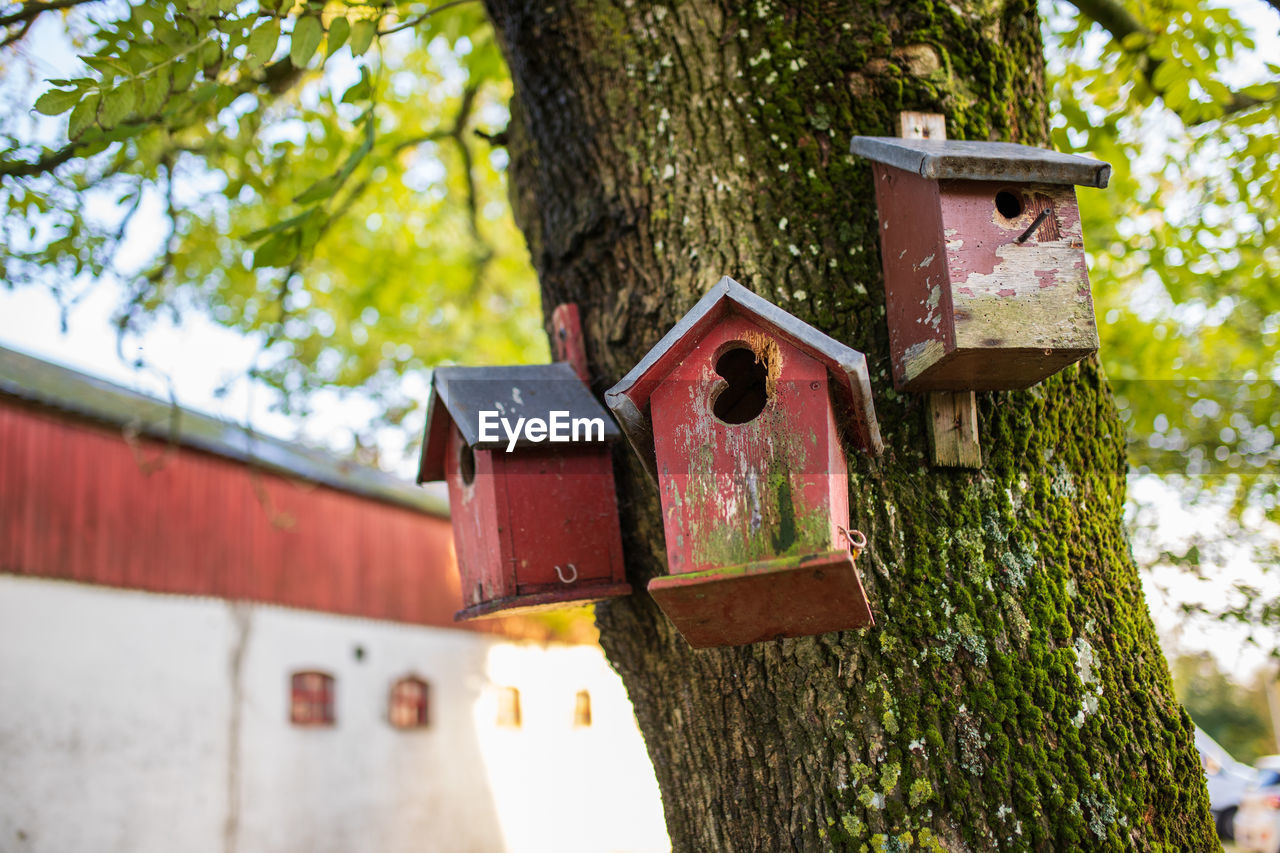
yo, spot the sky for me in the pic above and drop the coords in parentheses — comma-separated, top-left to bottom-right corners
(1, 1, 1278, 679)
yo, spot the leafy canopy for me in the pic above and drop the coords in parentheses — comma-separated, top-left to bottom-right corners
(2, 0, 545, 429)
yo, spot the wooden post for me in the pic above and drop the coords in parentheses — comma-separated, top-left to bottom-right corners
(550, 303, 590, 384)
(897, 112, 983, 469)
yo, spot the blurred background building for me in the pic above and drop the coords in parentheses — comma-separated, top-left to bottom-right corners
(0, 345, 668, 853)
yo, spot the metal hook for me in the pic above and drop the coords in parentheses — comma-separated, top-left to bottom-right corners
(554, 563, 579, 584)
(837, 526, 868, 557)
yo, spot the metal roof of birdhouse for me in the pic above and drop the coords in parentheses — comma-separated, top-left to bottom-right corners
(848, 137, 1111, 188)
(605, 277, 882, 482)
(417, 362, 621, 482)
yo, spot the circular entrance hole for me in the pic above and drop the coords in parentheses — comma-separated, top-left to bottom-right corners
(458, 443, 476, 485)
(995, 190, 1024, 219)
(712, 346, 769, 424)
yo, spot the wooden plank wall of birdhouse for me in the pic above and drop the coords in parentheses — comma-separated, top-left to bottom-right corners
(497, 445, 624, 594)
(445, 423, 509, 609)
(649, 313, 848, 576)
(868, 164, 955, 390)
(938, 179, 1098, 381)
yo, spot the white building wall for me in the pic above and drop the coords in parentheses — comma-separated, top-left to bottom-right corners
(0, 576, 668, 853)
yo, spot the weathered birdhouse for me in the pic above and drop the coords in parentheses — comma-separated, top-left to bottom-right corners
(606, 277, 883, 649)
(848, 137, 1111, 391)
(417, 363, 630, 621)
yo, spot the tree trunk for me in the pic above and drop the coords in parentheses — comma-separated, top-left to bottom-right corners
(482, 0, 1217, 849)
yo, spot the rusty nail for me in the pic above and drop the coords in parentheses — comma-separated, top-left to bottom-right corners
(1016, 209, 1051, 244)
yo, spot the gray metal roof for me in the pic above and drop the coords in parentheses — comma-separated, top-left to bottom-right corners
(0, 345, 447, 517)
(605, 277, 883, 483)
(417, 362, 620, 482)
(848, 137, 1111, 188)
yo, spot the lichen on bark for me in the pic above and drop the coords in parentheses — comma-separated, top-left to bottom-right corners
(482, 0, 1217, 849)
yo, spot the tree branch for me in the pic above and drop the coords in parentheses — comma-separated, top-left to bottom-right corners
(1067, 0, 1280, 123)
(0, 141, 80, 179)
(0, 0, 96, 29)
(377, 0, 477, 36)
(0, 15, 34, 48)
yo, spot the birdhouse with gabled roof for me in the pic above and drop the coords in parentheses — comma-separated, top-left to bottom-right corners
(848, 136, 1111, 391)
(417, 363, 630, 621)
(606, 277, 883, 649)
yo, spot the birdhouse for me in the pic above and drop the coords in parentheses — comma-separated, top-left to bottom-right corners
(417, 363, 630, 621)
(848, 137, 1111, 391)
(606, 277, 883, 648)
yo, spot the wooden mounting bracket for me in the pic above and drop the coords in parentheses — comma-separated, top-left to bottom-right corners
(897, 111, 982, 469)
(550, 303, 590, 384)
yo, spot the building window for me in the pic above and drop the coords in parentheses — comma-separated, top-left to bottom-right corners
(389, 676, 430, 729)
(573, 689, 592, 727)
(496, 686, 521, 728)
(290, 671, 335, 726)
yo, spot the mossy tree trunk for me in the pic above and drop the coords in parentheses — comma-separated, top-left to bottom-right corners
(482, 0, 1217, 849)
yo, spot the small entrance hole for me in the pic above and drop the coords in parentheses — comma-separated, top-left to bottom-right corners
(458, 443, 476, 485)
(995, 190, 1024, 219)
(712, 346, 769, 424)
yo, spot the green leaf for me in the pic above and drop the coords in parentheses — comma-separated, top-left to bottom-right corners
(340, 67, 371, 104)
(292, 117, 373, 203)
(67, 92, 100, 137)
(172, 58, 197, 92)
(139, 68, 169, 115)
(244, 208, 317, 243)
(1151, 59, 1182, 92)
(200, 40, 224, 77)
(293, 175, 341, 204)
(253, 230, 301, 267)
(327, 17, 350, 58)
(349, 19, 376, 57)
(99, 83, 136, 127)
(246, 19, 280, 70)
(1120, 32, 1149, 51)
(190, 82, 219, 104)
(81, 55, 129, 77)
(34, 88, 81, 117)
(290, 15, 323, 68)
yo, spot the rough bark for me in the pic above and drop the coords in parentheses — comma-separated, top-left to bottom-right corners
(482, 0, 1217, 849)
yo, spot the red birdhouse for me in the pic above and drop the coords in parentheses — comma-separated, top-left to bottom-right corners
(417, 363, 630, 621)
(606, 278, 883, 648)
(849, 137, 1111, 391)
